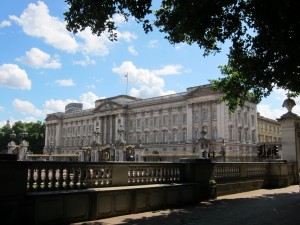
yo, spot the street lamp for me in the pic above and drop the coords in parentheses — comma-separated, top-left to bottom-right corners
(221, 139, 226, 162)
(93, 127, 101, 161)
(10, 131, 16, 140)
(20, 131, 28, 143)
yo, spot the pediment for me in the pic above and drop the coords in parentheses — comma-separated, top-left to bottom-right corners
(45, 113, 62, 121)
(94, 99, 123, 112)
(186, 85, 220, 98)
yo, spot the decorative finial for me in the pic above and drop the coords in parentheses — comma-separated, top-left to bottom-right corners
(282, 97, 296, 112)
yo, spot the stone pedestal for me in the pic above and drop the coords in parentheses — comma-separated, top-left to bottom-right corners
(278, 98, 300, 172)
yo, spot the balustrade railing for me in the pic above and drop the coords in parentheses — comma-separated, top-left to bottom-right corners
(214, 163, 269, 182)
(26, 162, 182, 192)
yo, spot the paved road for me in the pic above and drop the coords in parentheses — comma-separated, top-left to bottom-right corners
(71, 185, 300, 225)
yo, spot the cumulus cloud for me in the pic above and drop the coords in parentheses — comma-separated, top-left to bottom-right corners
(44, 99, 76, 114)
(128, 46, 138, 56)
(0, 20, 11, 28)
(13, 99, 43, 117)
(55, 79, 75, 87)
(79, 92, 102, 109)
(16, 47, 61, 69)
(76, 28, 112, 56)
(112, 61, 183, 98)
(9, 1, 78, 53)
(0, 64, 31, 90)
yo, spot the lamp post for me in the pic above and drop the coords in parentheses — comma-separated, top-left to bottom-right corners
(199, 127, 208, 159)
(221, 139, 226, 162)
(93, 127, 101, 161)
(10, 131, 16, 141)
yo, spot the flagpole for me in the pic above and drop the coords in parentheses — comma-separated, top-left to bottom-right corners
(125, 73, 128, 95)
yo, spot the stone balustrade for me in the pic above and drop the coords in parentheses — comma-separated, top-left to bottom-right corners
(0, 159, 298, 225)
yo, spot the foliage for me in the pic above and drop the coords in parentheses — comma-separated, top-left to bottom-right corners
(0, 121, 45, 154)
(64, 0, 300, 111)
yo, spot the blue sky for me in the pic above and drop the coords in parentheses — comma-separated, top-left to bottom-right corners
(0, 0, 297, 127)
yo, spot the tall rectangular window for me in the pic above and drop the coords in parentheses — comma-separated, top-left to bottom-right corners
(183, 131, 187, 142)
(163, 132, 168, 142)
(173, 114, 178, 125)
(212, 110, 217, 120)
(145, 118, 149, 127)
(194, 112, 200, 122)
(163, 115, 168, 126)
(183, 114, 187, 124)
(154, 117, 158, 126)
(137, 119, 141, 129)
(203, 111, 208, 121)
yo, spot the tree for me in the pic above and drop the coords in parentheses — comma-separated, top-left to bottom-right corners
(0, 121, 45, 154)
(64, 0, 300, 111)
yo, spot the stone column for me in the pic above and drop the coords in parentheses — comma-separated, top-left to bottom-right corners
(277, 97, 300, 172)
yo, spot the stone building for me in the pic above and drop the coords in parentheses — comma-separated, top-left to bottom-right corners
(257, 113, 281, 144)
(44, 84, 259, 162)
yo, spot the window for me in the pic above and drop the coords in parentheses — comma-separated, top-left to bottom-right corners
(154, 132, 158, 143)
(229, 127, 233, 141)
(145, 133, 149, 143)
(154, 117, 158, 126)
(173, 131, 178, 142)
(203, 111, 208, 121)
(238, 130, 242, 142)
(212, 110, 217, 120)
(173, 114, 178, 125)
(145, 118, 149, 127)
(183, 131, 187, 142)
(252, 131, 255, 142)
(245, 131, 248, 142)
(194, 112, 200, 122)
(137, 119, 141, 129)
(251, 115, 255, 125)
(212, 128, 217, 140)
(163, 131, 168, 142)
(163, 115, 168, 126)
(244, 112, 248, 123)
(194, 129, 200, 140)
(183, 114, 187, 124)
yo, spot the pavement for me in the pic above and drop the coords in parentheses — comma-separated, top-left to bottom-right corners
(71, 185, 300, 225)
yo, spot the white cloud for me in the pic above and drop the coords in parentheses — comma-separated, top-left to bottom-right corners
(153, 65, 183, 76)
(112, 14, 127, 26)
(79, 92, 101, 109)
(13, 99, 43, 117)
(76, 28, 111, 56)
(0, 106, 4, 112)
(0, 20, 11, 28)
(9, 1, 78, 53)
(44, 99, 75, 114)
(73, 55, 96, 66)
(117, 31, 137, 42)
(128, 46, 138, 56)
(55, 79, 75, 87)
(148, 40, 158, 48)
(0, 64, 31, 90)
(112, 61, 181, 98)
(16, 47, 61, 69)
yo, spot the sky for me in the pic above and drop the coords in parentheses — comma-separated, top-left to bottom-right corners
(0, 0, 298, 127)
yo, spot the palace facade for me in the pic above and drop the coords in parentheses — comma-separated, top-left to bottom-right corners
(44, 84, 259, 162)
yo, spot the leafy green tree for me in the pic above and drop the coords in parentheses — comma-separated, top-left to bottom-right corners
(0, 121, 45, 154)
(64, 0, 300, 111)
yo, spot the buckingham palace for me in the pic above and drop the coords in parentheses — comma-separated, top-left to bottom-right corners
(44, 84, 259, 162)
